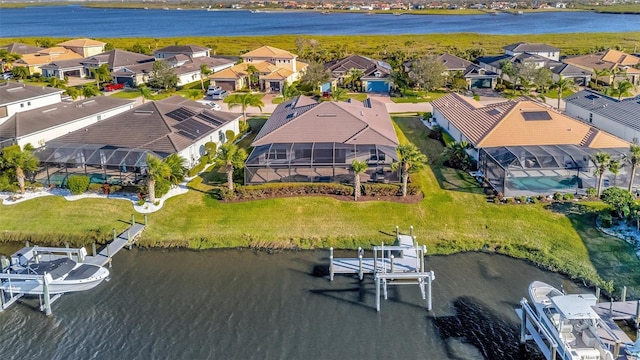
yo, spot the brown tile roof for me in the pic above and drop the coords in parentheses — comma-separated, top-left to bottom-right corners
(564, 50, 640, 72)
(432, 93, 629, 148)
(241, 46, 296, 59)
(50, 97, 240, 154)
(16, 48, 83, 66)
(57, 38, 106, 47)
(252, 96, 398, 147)
(0, 97, 134, 138)
(0, 82, 64, 106)
(601, 49, 640, 66)
(155, 45, 209, 54)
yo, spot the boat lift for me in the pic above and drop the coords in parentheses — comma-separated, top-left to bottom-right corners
(329, 226, 435, 312)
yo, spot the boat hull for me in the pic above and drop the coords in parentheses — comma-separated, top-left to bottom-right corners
(1, 264, 109, 295)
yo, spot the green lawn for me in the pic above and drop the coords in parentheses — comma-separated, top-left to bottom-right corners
(2, 116, 639, 293)
(391, 90, 449, 103)
(109, 90, 143, 99)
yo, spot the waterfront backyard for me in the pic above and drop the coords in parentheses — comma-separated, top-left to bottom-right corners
(1, 116, 640, 297)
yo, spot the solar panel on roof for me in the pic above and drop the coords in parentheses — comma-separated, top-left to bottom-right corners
(488, 109, 502, 116)
(177, 130, 199, 140)
(196, 111, 224, 126)
(585, 94, 600, 100)
(166, 107, 196, 121)
(522, 111, 552, 121)
(173, 119, 212, 139)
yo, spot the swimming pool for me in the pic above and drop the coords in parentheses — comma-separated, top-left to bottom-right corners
(506, 176, 579, 192)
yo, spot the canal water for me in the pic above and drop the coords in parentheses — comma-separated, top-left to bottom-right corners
(0, 248, 583, 359)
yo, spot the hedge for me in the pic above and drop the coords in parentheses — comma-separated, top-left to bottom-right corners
(67, 175, 90, 195)
(219, 182, 419, 201)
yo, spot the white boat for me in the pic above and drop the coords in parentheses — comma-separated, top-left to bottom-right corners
(528, 281, 616, 360)
(1, 257, 109, 295)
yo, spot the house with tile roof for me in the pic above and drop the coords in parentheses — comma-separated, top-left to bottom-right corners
(503, 42, 560, 61)
(57, 38, 106, 57)
(211, 46, 307, 93)
(0, 43, 45, 55)
(163, 55, 235, 87)
(0, 96, 134, 149)
(245, 95, 399, 184)
(41, 58, 87, 80)
(0, 82, 65, 125)
(13, 47, 84, 75)
(565, 89, 640, 144)
(431, 93, 630, 196)
(36, 97, 241, 185)
(563, 50, 640, 86)
(154, 45, 210, 59)
(323, 55, 393, 93)
(80, 49, 155, 83)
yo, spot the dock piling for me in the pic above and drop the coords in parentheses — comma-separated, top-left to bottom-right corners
(427, 271, 433, 311)
(410, 225, 413, 237)
(358, 247, 363, 281)
(92, 243, 96, 257)
(131, 214, 135, 226)
(622, 286, 627, 302)
(596, 287, 600, 303)
(329, 247, 334, 281)
(375, 276, 380, 312)
(42, 273, 51, 316)
(144, 214, 148, 226)
(390, 255, 394, 273)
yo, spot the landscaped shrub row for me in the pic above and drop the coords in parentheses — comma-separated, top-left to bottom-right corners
(67, 175, 90, 195)
(219, 183, 419, 201)
(188, 161, 207, 177)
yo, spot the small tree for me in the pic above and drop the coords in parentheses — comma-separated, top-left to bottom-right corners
(445, 141, 472, 171)
(11, 66, 29, 80)
(0, 144, 39, 194)
(627, 144, 640, 192)
(330, 87, 348, 101)
(163, 153, 187, 185)
(214, 142, 247, 191)
(409, 55, 446, 98)
(200, 63, 211, 92)
(145, 154, 171, 204)
(550, 76, 576, 110)
(226, 93, 264, 122)
(204, 142, 218, 158)
(391, 144, 428, 196)
(592, 151, 612, 197)
(82, 84, 101, 98)
(601, 187, 635, 219)
(351, 160, 368, 201)
(300, 62, 331, 94)
(149, 61, 178, 91)
(91, 63, 112, 87)
(245, 64, 259, 92)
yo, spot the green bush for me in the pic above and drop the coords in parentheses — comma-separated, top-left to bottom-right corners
(563, 193, 574, 201)
(442, 131, 455, 147)
(154, 178, 171, 198)
(599, 211, 613, 228)
(200, 154, 210, 165)
(586, 187, 597, 198)
(553, 192, 564, 201)
(529, 196, 539, 204)
(239, 121, 250, 134)
(67, 175, 90, 195)
(188, 161, 207, 177)
(88, 183, 103, 193)
(225, 129, 236, 143)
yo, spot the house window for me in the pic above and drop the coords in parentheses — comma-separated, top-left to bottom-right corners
(20, 103, 24, 108)
(266, 148, 287, 160)
(97, 114, 102, 121)
(589, 113, 593, 123)
(218, 131, 225, 143)
(27, 101, 31, 106)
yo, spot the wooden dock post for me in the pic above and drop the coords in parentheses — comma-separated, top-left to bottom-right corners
(410, 225, 413, 238)
(520, 302, 527, 344)
(329, 247, 334, 281)
(636, 300, 640, 340)
(390, 255, 394, 273)
(622, 286, 627, 302)
(595, 287, 600, 303)
(144, 214, 148, 226)
(358, 247, 363, 281)
(395, 225, 399, 239)
(92, 243, 96, 257)
(42, 274, 51, 316)
(131, 214, 135, 226)
(427, 271, 433, 311)
(375, 275, 381, 312)
(112, 228, 116, 242)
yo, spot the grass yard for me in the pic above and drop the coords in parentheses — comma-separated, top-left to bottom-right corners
(392, 90, 449, 103)
(2, 116, 639, 293)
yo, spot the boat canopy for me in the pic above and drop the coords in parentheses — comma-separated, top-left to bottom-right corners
(551, 294, 599, 320)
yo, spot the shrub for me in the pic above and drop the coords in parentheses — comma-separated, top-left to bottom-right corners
(188, 161, 207, 177)
(200, 154, 210, 165)
(515, 196, 526, 203)
(428, 125, 443, 142)
(204, 142, 217, 157)
(553, 192, 563, 201)
(225, 129, 236, 143)
(586, 187, 597, 198)
(239, 120, 250, 134)
(442, 131, 455, 147)
(529, 196, 539, 204)
(599, 211, 613, 228)
(154, 178, 171, 198)
(67, 175, 90, 195)
(88, 183, 103, 193)
(563, 193, 574, 201)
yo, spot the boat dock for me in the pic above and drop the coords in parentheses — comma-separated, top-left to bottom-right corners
(0, 215, 145, 315)
(517, 294, 638, 359)
(329, 226, 435, 312)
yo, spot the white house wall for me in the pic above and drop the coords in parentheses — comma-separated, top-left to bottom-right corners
(176, 71, 201, 87)
(565, 102, 640, 144)
(179, 119, 241, 168)
(1, 93, 63, 125)
(17, 103, 134, 148)
(432, 108, 479, 160)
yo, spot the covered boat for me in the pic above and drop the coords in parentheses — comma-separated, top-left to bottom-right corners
(528, 281, 616, 360)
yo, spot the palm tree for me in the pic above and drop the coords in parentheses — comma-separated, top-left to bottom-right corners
(609, 159, 622, 187)
(11, 66, 29, 80)
(445, 141, 472, 170)
(82, 84, 100, 99)
(282, 82, 300, 101)
(90, 64, 112, 88)
(163, 153, 187, 185)
(0, 49, 21, 72)
(627, 144, 640, 192)
(200, 63, 212, 92)
(214, 142, 247, 191)
(47, 76, 67, 89)
(345, 68, 364, 91)
(139, 85, 153, 103)
(64, 86, 80, 100)
(351, 160, 368, 201)
(592, 151, 612, 197)
(391, 144, 427, 196)
(592, 68, 611, 87)
(145, 154, 171, 204)
(0, 144, 39, 194)
(550, 76, 576, 110)
(499, 60, 516, 89)
(615, 80, 636, 100)
(330, 87, 349, 101)
(226, 93, 264, 121)
(245, 64, 259, 92)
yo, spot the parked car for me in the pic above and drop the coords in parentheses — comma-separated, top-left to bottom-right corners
(1, 72, 13, 80)
(103, 83, 125, 92)
(206, 85, 222, 96)
(197, 100, 222, 110)
(210, 90, 229, 100)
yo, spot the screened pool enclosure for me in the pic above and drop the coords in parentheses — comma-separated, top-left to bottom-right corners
(245, 142, 399, 184)
(478, 145, 629, 197)
(34, 142, 166, 187)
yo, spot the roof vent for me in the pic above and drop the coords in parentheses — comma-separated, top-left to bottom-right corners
(360, 111, 364, 116)
(42, 108, 57, 113)
(134, 110, 154, 114)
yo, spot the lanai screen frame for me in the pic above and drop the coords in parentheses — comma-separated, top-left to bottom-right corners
(244, 142, 399, 184)
(479, 145, 628, 197)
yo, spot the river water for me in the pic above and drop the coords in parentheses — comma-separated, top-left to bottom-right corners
(0, 6, 639, 38)
(0, 248, 585, 359)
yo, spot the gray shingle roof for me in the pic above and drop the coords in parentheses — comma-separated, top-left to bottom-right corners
(324, 55, 392, 79)
(155, 45, 209, 55)
(252, 95, 398, 147)
(0, 82, 64, 106)
(565, 89, 640, 132)
(0, 43, 45, 55)
(80, 49, 154, 70)
(0, 96, 134, 139)
(50, 97, 240, 154)
(439, 53, 473, 71)
(503, 42, 560, 53)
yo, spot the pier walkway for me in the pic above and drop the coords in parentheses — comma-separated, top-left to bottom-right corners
(85, 223, 145, 267)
